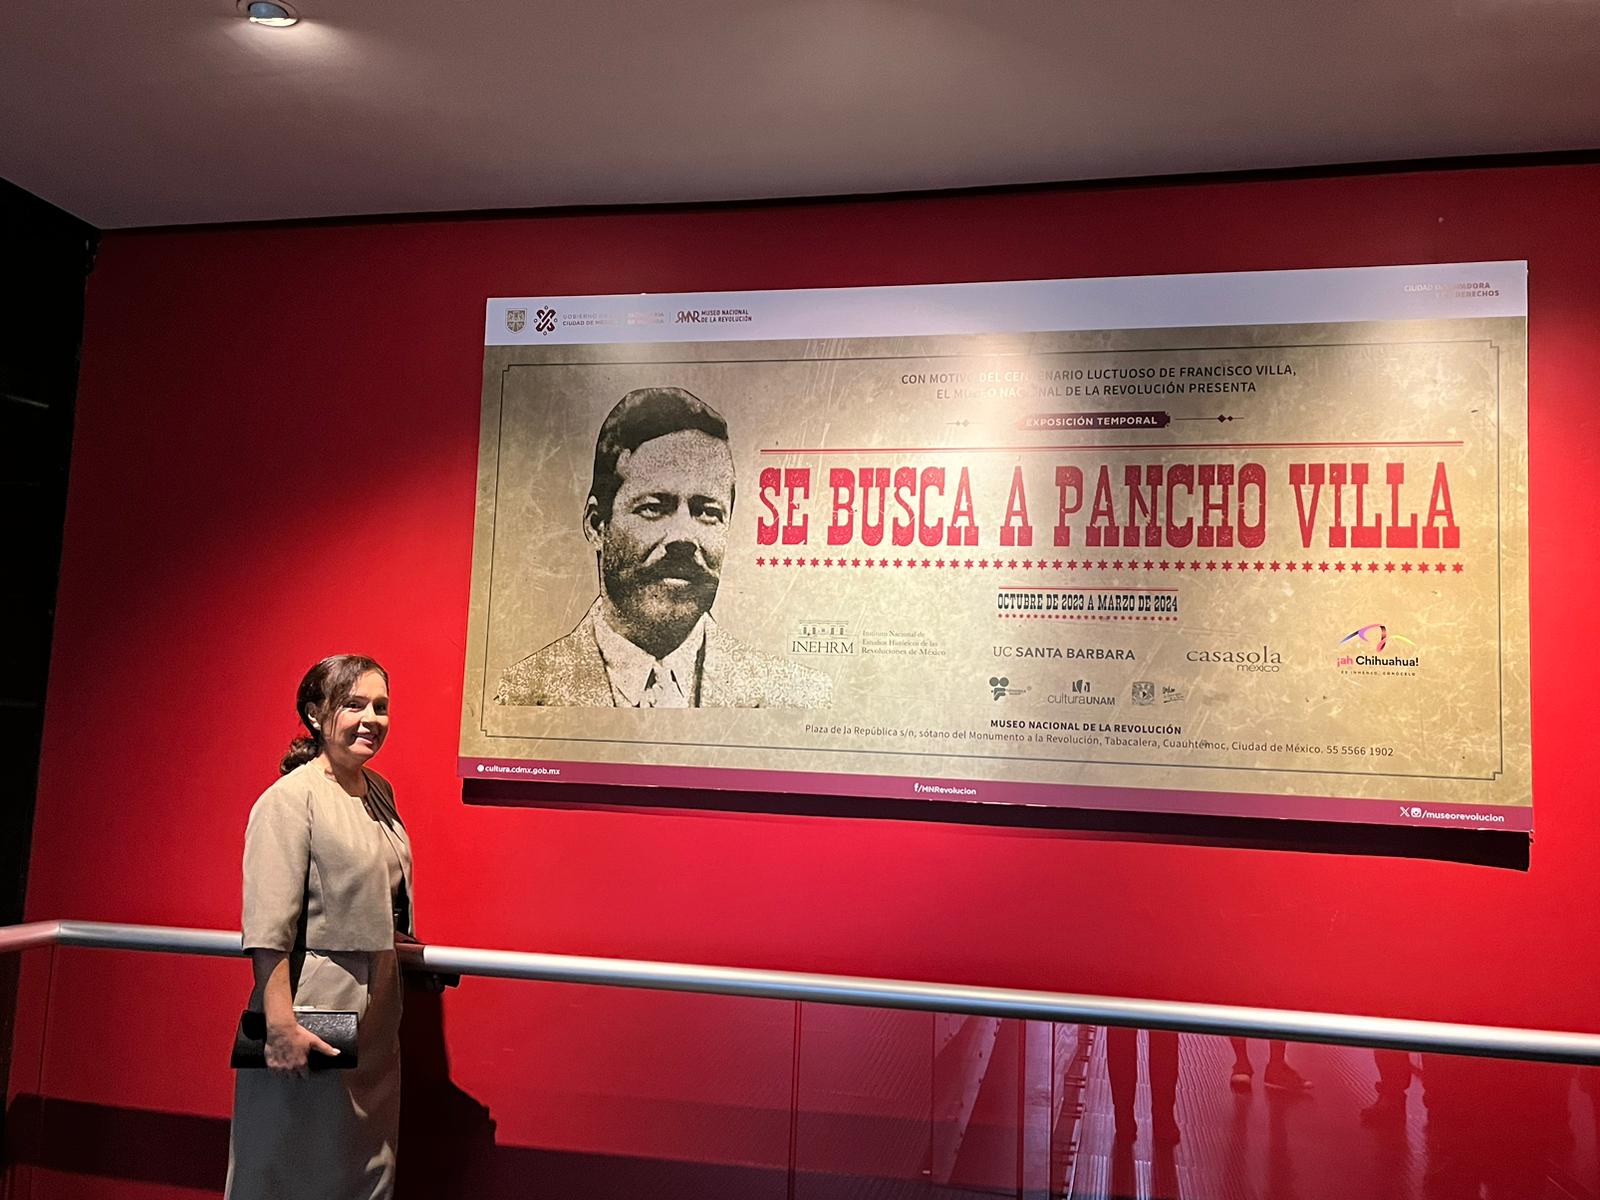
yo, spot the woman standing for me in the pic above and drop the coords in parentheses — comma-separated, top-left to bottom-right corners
(227, 655, 413, 1200)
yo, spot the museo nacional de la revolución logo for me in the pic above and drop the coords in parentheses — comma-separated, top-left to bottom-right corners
(1335, 623, 1421, 675)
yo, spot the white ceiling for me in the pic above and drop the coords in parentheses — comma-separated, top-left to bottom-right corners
(3, 0, 1598, 229)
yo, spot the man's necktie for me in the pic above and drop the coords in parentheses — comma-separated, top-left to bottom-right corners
(642, 666, 689, 708)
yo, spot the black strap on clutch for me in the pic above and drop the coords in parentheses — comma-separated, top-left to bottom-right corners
(231, 1010, 359, 1071)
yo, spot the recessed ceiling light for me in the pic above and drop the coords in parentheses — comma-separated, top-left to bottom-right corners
(244, 1, 299, 27)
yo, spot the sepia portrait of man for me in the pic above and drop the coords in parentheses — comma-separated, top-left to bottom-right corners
(495, 387, 831, 709)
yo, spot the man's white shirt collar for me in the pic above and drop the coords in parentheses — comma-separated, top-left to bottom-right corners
(593, 608, 709, 707)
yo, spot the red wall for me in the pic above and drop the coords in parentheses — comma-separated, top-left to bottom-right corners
(11, 163, 1600, 1194)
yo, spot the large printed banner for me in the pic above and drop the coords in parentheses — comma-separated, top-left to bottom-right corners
(460, 263, 1531, 830)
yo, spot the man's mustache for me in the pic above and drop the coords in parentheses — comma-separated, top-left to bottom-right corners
(637, 549, 717, 586)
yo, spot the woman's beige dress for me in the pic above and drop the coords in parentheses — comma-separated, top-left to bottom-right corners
(226, 762, 414, 1200)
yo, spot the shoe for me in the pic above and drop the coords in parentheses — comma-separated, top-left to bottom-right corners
(1229, 1069, 1253, 1091)
(1263, 1062, 1312, 1093)
(1360, 1095, 1405, 1127)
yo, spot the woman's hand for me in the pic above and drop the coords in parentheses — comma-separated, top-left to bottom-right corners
(265, 1017, 340, 1078)
(407, 971, 450, 994)
(250, 950, 337, 1077)
(395, 930, 456, 992)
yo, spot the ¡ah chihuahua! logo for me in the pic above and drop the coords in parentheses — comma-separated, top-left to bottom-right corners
(1335, 623, 1420, 675)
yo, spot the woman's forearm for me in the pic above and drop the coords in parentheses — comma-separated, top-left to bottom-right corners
(250, 950, 296, 1030)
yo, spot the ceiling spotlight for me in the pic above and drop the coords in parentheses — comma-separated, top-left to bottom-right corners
(245, 1, 299, 26)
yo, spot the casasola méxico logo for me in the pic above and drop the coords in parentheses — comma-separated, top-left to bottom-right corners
(1335, 623, 1420, 675)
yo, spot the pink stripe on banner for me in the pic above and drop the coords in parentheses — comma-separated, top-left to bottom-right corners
(457, 757, 1530, 832)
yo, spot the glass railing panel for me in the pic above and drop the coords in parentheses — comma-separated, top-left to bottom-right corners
(4, 938, 1596, 1200)
(1053, 1030, 1599, 1200)
(11, 948, 800, 1198)
(6, 942, 239, 1198)
(2, 944, 55, 1198)
(794, 1002, 933, 1198)
(399, 976, 795, 1197)
(932, 1014, 1021, 1197)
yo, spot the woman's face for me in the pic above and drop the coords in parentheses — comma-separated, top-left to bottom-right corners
(320, 669, 390, 771)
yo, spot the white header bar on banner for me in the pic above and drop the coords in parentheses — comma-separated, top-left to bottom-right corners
(484, 261, 1526, 346)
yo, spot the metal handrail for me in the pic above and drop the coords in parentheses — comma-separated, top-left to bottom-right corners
(5, 920, 1597, 1066)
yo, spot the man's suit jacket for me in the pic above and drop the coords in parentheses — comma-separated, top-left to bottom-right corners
(495, 601, 832, 708)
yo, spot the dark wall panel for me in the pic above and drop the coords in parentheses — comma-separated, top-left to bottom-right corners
(0, 175, 94, 1177)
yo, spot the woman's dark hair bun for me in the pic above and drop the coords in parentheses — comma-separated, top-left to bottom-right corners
(278, 654, 388, 775)
(278, 734, 322, 775)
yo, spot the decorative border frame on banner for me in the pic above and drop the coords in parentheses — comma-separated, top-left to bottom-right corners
(461, 262, 1530, 831)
